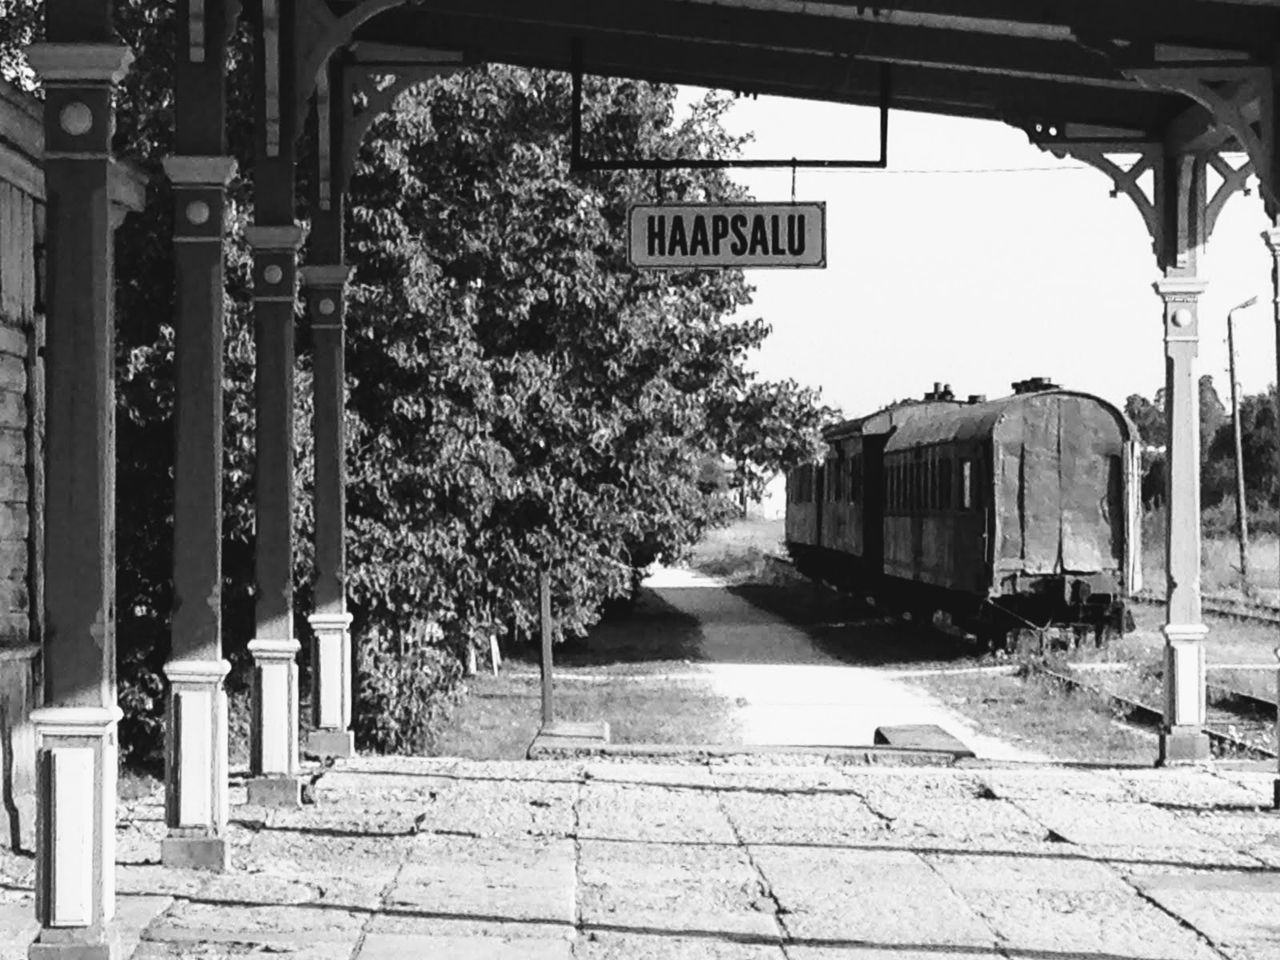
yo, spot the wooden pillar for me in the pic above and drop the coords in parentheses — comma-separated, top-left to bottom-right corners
(245, 223, 304, 805)
(23, 25, 132, 959)
(1155, 152, 1210, 765)
(245, 0, 304, 807)
(160, 0, 235, 871)
(301, 258, 353, 758)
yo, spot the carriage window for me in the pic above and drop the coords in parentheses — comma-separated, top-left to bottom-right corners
(940, 458, 952, 509)
(961, 459, 972, 509)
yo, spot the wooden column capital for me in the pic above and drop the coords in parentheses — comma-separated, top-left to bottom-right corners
(244, 223, 306, 251)
(24, 42, 133, 84)
(299, 264, 351, 289)
(162, 155, 238, 186)
(1152, 278, 1208, 300)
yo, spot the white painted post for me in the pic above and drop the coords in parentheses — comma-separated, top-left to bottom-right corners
(1155, 275, 1210, 764)
(29, 707, 121, 959)
(247, 637, 302, 806)
(161, 660, 230, 867)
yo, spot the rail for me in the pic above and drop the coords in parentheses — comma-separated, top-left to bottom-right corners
(1133, 589, 1280, 624)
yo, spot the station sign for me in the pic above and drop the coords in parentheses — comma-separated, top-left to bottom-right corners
(628, 202, 826, 270)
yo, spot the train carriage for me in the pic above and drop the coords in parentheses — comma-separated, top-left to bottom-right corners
(786, 379, 1140, 643)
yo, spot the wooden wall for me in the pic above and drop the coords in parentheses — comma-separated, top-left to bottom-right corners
(0, 78, 45, 851)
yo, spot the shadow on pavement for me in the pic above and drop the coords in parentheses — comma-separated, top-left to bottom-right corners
(507, 588, 705, 668)
(719, 581, 984, 668)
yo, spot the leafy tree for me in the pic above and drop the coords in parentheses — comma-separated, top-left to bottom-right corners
(1124, 393, 1165, 450)
(709, 377, 836, 512)
(1204, 385, 1280, 511)
(4, 12, 833, 757)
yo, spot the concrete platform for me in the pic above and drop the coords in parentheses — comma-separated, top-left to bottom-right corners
(875, 723, 976, 757)
(527, 719, 610, 758)
(3, 754, 1276, 959)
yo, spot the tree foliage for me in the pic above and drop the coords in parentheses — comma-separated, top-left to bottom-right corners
(3, 12, 834, 758)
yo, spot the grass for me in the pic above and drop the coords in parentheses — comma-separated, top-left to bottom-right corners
(903, 667, 1157, 765)
(430, 671, 741, 759)
(504, 586, 707, 674)
(686, 516, 786, 582)
(433, 585, 741, 758)
(1141, 506, 1280, 600)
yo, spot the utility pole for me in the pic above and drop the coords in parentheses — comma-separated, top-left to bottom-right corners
(1229, 295, 1258, 594)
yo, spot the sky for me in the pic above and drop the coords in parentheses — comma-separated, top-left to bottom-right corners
(682, 91, 1278, 422)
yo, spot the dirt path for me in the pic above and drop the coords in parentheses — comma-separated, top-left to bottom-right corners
(645, 566, 1049, 761)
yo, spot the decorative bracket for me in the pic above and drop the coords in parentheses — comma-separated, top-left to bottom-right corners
(338, 62, 464, 190)
(1022, 121, 1164, 258)
(1022, 120, 1252, 269)
(293, 0, 407, 145)
(1205, 152, 1254, 238)
(1126, 65, 1274, 211)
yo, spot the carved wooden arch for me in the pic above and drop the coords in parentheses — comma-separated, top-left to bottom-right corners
(1021, 122, 1253, 268)
(294, 0, 408, 144)
(1128, 66, 1274, 213)
(1020, 122, 1166, 258)
(337, 63, 464, 193)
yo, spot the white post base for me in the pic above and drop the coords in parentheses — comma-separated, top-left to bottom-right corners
(306, 612, 353, 759)
(161, 660, 229, 870)
(247, 638, 302, 808)
(28, 706, 121, 960)
(1159, 623, 1210, 765)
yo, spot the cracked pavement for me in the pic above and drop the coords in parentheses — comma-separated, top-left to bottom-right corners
(2, 755, 1279, 958)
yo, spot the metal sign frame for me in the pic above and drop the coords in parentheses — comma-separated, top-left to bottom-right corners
(568, 38, 890, 172)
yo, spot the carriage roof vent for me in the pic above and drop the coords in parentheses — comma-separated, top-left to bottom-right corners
(967, 394, 987, 404)
(1011, 377, 1059, 394)
(923, 381, 956, 401)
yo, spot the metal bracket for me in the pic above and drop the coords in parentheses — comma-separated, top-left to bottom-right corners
(568, 38, 889, 172)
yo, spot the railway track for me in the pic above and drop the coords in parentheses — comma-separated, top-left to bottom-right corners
(1032, 663, 1277, 760)
(1133, 589, 1280, 624)
(768, 552, 1280, 758)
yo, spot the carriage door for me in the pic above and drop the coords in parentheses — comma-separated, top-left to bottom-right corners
(997, 395, 1124, 574)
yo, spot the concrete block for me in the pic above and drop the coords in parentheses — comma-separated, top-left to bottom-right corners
(1157, 728, 1210, 765)
(873, 724, 974, 757)
(28, 932, 120, 960)
(305, 729, 354, 759)
(246, 775, 302, 808)
(160, 835, 227, 871)
(539, 720, 610, 742)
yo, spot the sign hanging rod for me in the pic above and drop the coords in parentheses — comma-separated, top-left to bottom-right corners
(569, 38, 890, 172)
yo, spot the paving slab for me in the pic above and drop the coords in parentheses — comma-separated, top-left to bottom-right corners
(1014, 796, 1257, 866)
(960, 887, 1222, 960)
(378, 834, 576, 939)
(6, 755, 1280, 958)
(577, 931, 784, 959)
(717, 787, 889, 846)
(747, 846, 996, 949)
(1129, 870, 1280, 960)
(1110, 767, 1273, 808)
(577, 781, 736, 844)
(578, 838, 778, 941)
(358, 933, 574, 959)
